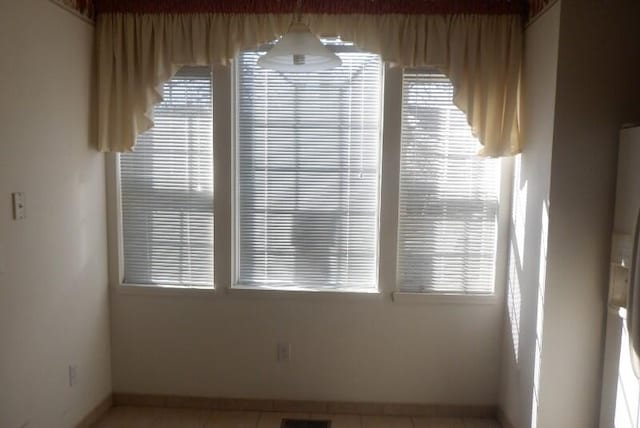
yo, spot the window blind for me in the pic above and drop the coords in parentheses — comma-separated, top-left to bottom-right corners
(120, 66, 214, 287)
(235, 41, 382, 292)
(397, 71, 500, 295)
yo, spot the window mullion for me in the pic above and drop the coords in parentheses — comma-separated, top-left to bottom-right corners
(214, 64, 233, 292)
(378, 65, 404, 296)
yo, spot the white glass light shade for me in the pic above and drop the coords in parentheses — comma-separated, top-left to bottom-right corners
(257, 22, 342, 72)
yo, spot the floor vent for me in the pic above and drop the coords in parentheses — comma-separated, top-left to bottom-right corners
(281, 419, 331, 428)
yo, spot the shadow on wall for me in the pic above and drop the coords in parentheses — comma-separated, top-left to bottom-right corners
(504, 154, 550, 428)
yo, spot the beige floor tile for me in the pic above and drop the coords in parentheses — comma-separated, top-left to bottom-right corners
(93, 406, 161, 427)
(310, 413, 361, 428)
(413, 417, 464, 428)
(462, 419, 500, 428)
(204, 410, 261, 428)
(362, 415, 413, 428)
(151, 408, 209, 427)
(257, 412, 310, 428)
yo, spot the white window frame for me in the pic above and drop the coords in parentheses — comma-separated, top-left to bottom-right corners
(106, 66, 220, 296)
(387, 68, 513, 304)
(230, 43, 384, 294)
(105, 64, 512, 304)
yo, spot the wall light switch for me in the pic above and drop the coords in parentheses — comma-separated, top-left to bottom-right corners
(12, 192, 25, 220)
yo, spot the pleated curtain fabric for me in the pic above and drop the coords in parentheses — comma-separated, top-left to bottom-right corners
(96, 12, 523, 158)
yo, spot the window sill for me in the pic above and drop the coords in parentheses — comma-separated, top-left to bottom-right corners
(114, 283, 217, 298)
(391, 291, 499, 305)
(111, 284, 498, 305)
(227, 285, 382, 302)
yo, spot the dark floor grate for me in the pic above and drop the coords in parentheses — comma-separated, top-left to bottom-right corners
(281, 418, 331, 428)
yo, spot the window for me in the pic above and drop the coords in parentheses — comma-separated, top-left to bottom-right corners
(234, 41, 383, 292)
(119, 66, 214, 287)
(396, 71, 500, 295)
(112, 54, 508, 298)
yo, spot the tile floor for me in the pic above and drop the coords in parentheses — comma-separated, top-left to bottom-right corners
(92, 407, 502, 428)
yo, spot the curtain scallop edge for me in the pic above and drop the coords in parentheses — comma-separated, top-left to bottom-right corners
(96, 13, 522, 158)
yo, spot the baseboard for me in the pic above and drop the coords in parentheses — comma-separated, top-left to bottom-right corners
(497, 407, 516, 428)
(113, 393, 497, 418)
(74, 395, 113, 428)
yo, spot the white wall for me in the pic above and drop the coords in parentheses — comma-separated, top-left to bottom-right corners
(536, 0, 640, 426)
(499, 0, 640, 426)
(107, 69, 507, 405)
(0, 1, 111, 427)
(498, 3, 560, 427)
(110, 293, 502, 403)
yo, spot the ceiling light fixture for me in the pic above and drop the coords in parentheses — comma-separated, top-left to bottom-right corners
(257, 2, 342, 72)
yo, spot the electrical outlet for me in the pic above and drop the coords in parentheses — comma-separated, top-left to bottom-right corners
(68, 365, 78, 387)
(277, 343, 291, 362)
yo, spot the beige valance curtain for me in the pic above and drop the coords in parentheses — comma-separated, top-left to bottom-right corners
(96, 12, 522, 157)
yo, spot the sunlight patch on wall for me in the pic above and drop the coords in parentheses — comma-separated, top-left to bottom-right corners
(513, 157, 528, 263)
(508, 240, 523, 363)
(531, 199, 549, 428)
(508, 155, 526, 363)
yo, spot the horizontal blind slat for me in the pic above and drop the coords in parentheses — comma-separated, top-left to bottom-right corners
(120, 66, 214, 288)
(236, 43, 382, 292)
(397, 71, 500, 295)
